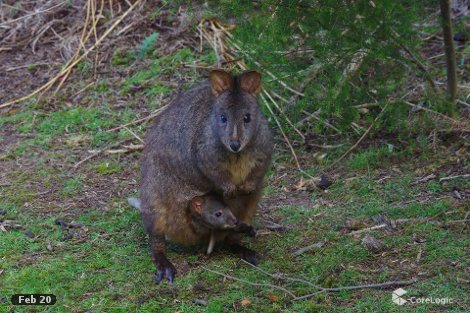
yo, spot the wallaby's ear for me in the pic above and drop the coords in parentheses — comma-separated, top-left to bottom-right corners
(191, 196, 205, 214)
(210, 70, 233, 96)
(239, 71, 261, 95)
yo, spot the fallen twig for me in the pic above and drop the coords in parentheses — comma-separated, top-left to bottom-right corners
(202, 267, 297, 298)
(410, 173, 437, 185)
(73, 139, 129, 169)
(348, 217, 435, 235)
(106, 144, 144, 154)
(6, 62, 55, 72)
(306, 143, 345, 149)
(445, 219, 470, 226)
(240, 259, 322, 290)
(292, 242, 325, 256)
(404, 101, 460, 124)
(0, 1, 66, 27)
(123, 126, 144, 144)
(348, 224, 388, 235)
(106, 107, 166, 133)
(239, 260, 416, 301)
(439, 174, 470, 182)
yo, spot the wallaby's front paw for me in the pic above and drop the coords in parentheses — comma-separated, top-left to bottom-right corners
(222, 183, 237, 199)
(246, 225, 257, 237)
(235, 223, 257, 237)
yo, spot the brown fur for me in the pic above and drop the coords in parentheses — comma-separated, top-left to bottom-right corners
(139, 70, 273, 281)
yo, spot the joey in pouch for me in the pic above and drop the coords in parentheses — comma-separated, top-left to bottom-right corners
(190, 194, 257, 255)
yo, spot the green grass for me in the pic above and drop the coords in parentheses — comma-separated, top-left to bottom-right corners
(1, 143, 468, 312)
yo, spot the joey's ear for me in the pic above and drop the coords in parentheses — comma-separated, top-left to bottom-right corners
(210, 70, 233, 96)
(239, 71, 261, 95)
(191, 196, 205, 214)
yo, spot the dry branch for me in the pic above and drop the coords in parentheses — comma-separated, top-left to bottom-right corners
(73, 139, 130, 169)
(236, 260, 416, 301)
(292, 242, 325, 256)
(106, 144, 144, 154)
(348, 217, 436, 235)
(106, 107, 166, 133)
(404, 101, 463, 125)
(202, 267, 297, 298)
(0, 1, 66, 27)
(439, 174, 470, 182)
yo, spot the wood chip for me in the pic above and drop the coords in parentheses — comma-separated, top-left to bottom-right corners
(292, 242, 325, 256)
(361, 235, 386, 252)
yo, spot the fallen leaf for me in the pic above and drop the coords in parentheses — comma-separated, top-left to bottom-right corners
(267, 294, 278, 302)
(5, 108, 19, 116)
(294, 177, 307, 190)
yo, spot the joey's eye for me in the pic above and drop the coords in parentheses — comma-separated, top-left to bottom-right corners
(243, 114, 251, 123)
(220, 114, 227, 124)
(215, 211, 223, 217)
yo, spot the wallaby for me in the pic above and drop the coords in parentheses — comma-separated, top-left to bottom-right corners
(140, 69, 273, 283)
(129, 195, 256, 255)
(190, 194, 256, 255)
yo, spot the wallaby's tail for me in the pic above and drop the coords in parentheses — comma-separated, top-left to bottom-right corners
(127, 197, 142, 211)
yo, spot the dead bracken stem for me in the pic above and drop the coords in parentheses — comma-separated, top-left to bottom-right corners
(260, 94, 301, 171)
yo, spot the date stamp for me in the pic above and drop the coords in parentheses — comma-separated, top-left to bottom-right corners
(11, 294, 56, 305)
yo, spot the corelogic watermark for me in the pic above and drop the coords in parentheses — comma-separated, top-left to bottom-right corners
(392, 288, 455, 306)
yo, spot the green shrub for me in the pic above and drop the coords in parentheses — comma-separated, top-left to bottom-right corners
(204, 0, 438, 137)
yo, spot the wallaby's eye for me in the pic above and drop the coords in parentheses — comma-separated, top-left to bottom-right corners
(215, 211, 223, 217)
(243, 114, 251, 123)
(220, 114, 227, 124)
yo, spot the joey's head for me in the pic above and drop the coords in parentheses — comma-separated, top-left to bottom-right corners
(190, 195, 238, 230)
(210, 70, 262, 154)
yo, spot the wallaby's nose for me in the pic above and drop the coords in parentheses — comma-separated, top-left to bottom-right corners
(229, 140, 240, 152)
